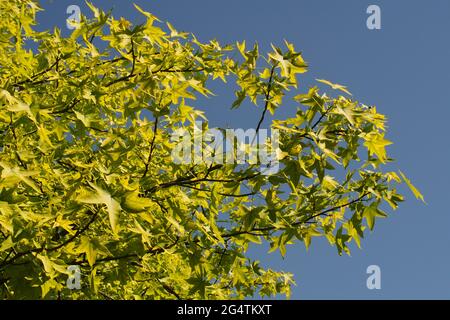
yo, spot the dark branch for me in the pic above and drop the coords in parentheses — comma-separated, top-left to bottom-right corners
(49, 98, 80, 115)
(142, 117, 158, 178)
(47, 210, 98, 252)
(255, 66, 275, 134)
(311, 102, 334, 131)
(295, 192, 370, 225)
(146, 171, 260, 194)
(222, 192, 371, 238)
(0, 210, 98, 269)
(12, 54, 62, 87)
(105, 39, 137, 87)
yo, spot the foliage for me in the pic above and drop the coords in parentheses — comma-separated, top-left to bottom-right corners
(0, 1, 422, 299)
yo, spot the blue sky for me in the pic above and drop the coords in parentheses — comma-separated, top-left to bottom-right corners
(37, 0, 450, 299)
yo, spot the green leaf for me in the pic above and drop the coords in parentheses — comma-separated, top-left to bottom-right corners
(363, 132, 393, 163)
(79, 236, 97, 267)
(121, 190, 153, 213)
(399, 171, 425, 203)
(0, 162, 40, 192)
(77, 183, 121, 233)
(316, 79, 352, 95)
(41, 279, 61, 298)
(0, 236, 14, 252)
(363, 203, 387, 230)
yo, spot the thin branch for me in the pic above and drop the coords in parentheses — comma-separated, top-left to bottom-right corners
(255, 66, 275, 134)
(294, 192, 370, 225)
(222, 192, 371, 238)
(98, 291, 113, 300)
(142, 117, 158, 178)
(12, 54, 62, 87)
(74, 237, 181, 266)
(47, 210, 98, 252)
(152, 197, 169, 214)
(182, 184, 257, 198)
(147, 172, 260, 194)
(86, 126, 108, 133)
(105, 39, 137, 87)
(222, 229, 272, 239)
(0, 210, 98, 269)
(49, 98, 80, 115)
(12, 54, 207, 91)
(212, 241, 229, 285)
(154, 67, 206, 74)
(311, 103, 334, 131)
(157, 278, 182, 300)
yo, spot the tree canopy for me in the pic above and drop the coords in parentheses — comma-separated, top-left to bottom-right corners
(0, 1, 422, 299)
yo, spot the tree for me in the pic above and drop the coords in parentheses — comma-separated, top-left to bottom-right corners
(0, 1, 423, 299)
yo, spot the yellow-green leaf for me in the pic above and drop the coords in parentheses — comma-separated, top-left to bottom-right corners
(399, 171, 425, 203)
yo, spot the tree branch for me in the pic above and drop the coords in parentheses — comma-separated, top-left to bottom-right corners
(0, 210, 98, 269)
(146, 171, 260, 194)
(49, 98, 80, 115)
(255, 66, 276, 134)
(157, 278, 182, 300)
(294, 192, 370, 225)
(47, 210, 99, 252)
(222, 192, 371, 238)
(105, 39, 137, 87)
(142, 117, 158, 178)
(11, 54, 62, 88)
(311, 102, 334, 131)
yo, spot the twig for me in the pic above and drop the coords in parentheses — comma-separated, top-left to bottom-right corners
(255, 66, 275, 134)
(222, 192, 370, 238)
(142, 117, 158, 178)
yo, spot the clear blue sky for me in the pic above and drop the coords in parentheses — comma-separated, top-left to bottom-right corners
(37, 0, 450, 299)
